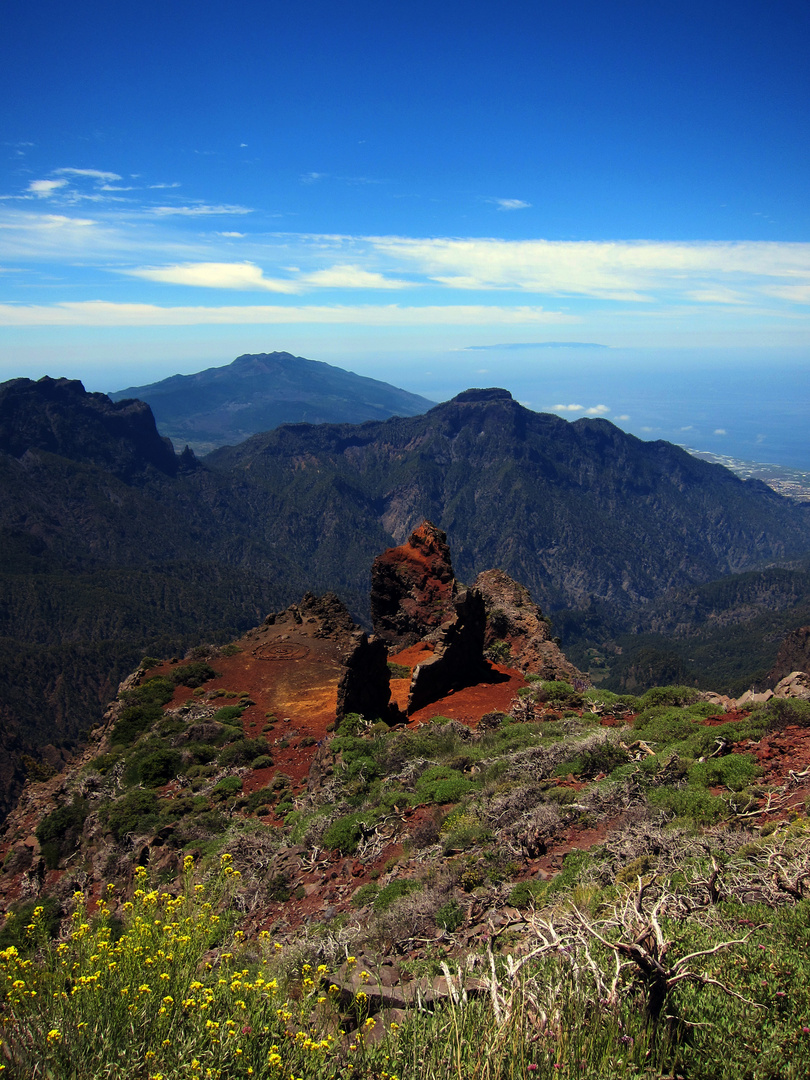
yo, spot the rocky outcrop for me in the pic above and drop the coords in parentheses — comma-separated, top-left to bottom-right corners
(337, 631, 402, 727)
(370, 522, 456, 648)
(474, 569, 587, 683)
(407, 587, 489, 713)
(767, 626, 810, 687)
(263, 592, 397, 725)
(265, 591, 357, 639)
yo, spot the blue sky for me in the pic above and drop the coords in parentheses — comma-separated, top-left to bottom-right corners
(1, 0, 809, 433)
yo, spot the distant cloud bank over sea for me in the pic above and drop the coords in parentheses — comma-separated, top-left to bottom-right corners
(464, 341, 610, 351)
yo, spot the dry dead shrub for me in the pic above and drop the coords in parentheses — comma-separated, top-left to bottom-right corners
(366, 885, 447, 954)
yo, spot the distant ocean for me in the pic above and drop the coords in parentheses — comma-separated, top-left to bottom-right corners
(404, 346, 810, 471)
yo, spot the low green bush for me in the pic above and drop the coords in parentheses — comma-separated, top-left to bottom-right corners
(435, 898, 464, 931)
(322, 812, 366, 855)
(35, 798, 89, 869)
(688, 753, 762, 792)
(169, 662, 220, 688)
(372, 878, 421, 912)
(507, 879, 547, 908)
(211, 776, 242, 800)
(217, 737, 269, 768)
(104, 789, 163, 841)
(352, 882, 380, 908)
(639, 684, 702, 709)
(212, 705, 244, 724)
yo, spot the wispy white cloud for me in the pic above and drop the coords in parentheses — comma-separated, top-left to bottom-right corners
(492, 198, 531, 211)
(0, 301, 574, 328)
(149, 204, 253, 217)
(27, 179, 68, 197)
(298, 264, 411, 289)
(369, 236, 810, 303)
(585, 404, 610, 415)
(552, 403, 585, 412)
(54, 168, 122, 183)
(714, 428, 727, 435)
(124, 261, 298, 293)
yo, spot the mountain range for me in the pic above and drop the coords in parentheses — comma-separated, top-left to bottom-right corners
(3, 371, 810, 819)
(109, 351, 434, 455)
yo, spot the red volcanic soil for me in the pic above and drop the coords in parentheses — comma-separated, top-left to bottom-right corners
(156, 634, 528, 800)
(388, 644, 526, 726)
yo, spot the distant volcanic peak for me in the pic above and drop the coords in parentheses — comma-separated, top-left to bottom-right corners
(232, 351, 301, 369)
(451, 388, 514, 404)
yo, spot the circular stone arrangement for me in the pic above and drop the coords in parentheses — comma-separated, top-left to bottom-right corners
(253, 642, 311, 661)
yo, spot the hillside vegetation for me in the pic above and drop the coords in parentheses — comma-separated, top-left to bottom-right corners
(3, 653, 810, 1079)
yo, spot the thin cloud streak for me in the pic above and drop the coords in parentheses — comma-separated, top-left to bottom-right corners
(0, 301, 575, 328)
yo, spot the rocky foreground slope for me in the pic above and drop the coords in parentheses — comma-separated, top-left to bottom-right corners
(3, 523, 810, 979)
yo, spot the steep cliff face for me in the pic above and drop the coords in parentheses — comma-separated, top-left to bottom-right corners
(0, 376, 184, 480)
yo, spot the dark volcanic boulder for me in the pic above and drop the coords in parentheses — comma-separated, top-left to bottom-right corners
(337, 631, 402, 726)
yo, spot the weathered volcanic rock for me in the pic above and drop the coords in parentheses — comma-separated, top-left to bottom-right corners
(370, 521, 456, 648)
(767, 626, 810, 687)
(263, 593, 396, 725)
(337, 631, 402, 726)
(407, 587, 489, 713)
(265, 591, 357, 639)
(474, 568, 587, 682)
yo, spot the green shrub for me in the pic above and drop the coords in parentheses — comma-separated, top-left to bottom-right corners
(211, 776, 242, 800)
(555, 740, 630, 779)
(322, 813, 366, 855)
(134, 748, 182, 787)
(756, 696, 810, 730)
(111, 677, 175, 746)
(507, 879, 546, 908)
(415, 765, 475, 804)
(639, 685, 701, 709)
(104, 789, 162, 841)
(648, 785, 727, 824)
(217, 737, 269, 768)
(442, 813, 489, 851)
(435, 898, 464, 931)
(688, 753, 762, 792)
(372, 879, 421, 912)
(535, 681, 582, 707)
(182, 741, 219, 764)
(212, 705, 244, 724)
(250, 754, 274, 770)
(246, 787, 275, 813)
(352, 882, 380, 908)
(35, 798, 89, 869)
(169, 662, 220, 688)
